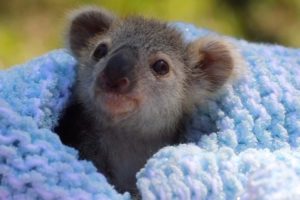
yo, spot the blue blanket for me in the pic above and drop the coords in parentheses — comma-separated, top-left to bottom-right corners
(1, 23, 300, 199)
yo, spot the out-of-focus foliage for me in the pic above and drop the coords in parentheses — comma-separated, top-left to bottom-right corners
(0, 0, 299, 69)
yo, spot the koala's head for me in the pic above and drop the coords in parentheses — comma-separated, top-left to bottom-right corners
(67, 7, 243, 135)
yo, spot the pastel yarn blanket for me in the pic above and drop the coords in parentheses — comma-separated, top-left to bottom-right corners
(0, 23, 300, 200)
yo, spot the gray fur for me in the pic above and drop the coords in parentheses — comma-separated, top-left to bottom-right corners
(60, 6, 244, 194)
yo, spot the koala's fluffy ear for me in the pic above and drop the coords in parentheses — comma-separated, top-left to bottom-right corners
(186, 37, 243, 100)
(67, 7, 115, 57)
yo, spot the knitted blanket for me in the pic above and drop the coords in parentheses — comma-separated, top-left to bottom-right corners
(1, 23, 300, 200)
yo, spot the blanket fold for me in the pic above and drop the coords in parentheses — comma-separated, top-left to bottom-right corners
(0, 23, 300, 200)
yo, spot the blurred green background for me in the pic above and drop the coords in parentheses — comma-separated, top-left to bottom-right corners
(1, 0, 300, 69)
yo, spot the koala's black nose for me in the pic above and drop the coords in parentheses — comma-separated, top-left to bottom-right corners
(98, 47, 137, 93)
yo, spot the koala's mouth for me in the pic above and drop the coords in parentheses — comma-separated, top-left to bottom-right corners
(98, 92, 140, 118)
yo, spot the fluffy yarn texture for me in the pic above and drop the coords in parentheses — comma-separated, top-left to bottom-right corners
(0, 23, 300, 200)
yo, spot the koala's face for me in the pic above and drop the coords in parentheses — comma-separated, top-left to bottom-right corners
(68, 7, 242, 134)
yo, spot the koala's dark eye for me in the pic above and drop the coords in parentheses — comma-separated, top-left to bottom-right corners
(151, 60, 169, 76)
(92, 43, 108, 60)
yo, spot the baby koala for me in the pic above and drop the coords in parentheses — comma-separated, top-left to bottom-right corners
(55, 7, 243, 194)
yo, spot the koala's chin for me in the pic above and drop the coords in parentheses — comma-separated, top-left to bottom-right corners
(96, 92, 140, 121)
